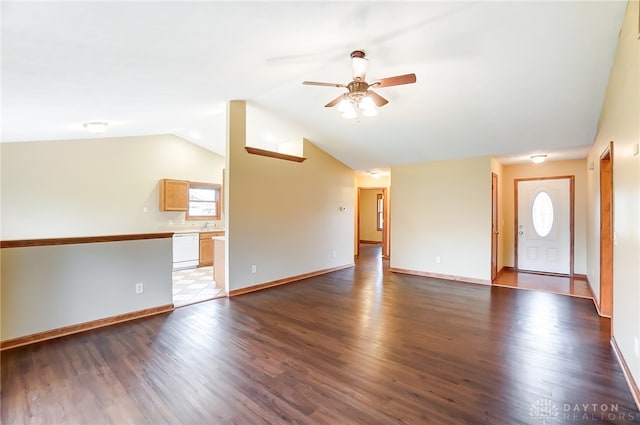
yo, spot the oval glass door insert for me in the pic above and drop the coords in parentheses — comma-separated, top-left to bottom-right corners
(532, 191, 553, 237)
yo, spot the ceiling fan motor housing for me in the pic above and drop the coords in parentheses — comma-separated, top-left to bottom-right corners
(345, 81, 371, 108)
(347, 81, 369, 95)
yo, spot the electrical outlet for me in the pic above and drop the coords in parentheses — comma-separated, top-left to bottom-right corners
(143, 206, 148, 213)
(634, 336, 638, 358)
(251, 265, 257, 273)
(135, 282, 144, 294)
(435, 256, 441, 264)
(332, 250, 336, 258)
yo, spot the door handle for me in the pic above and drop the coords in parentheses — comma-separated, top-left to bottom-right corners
(518, 231, 524, 235)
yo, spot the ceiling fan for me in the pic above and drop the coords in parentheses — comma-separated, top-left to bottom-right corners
(303, 50, 416, 118)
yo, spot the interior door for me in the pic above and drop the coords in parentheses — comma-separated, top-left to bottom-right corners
(516, 178, 571, 274)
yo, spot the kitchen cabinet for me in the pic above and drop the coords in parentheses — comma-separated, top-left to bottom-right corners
(198, 231, 224, 267)
(159, 179, 188, 211)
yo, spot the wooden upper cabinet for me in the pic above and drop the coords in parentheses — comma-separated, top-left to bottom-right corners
(159, 179, 188, 211)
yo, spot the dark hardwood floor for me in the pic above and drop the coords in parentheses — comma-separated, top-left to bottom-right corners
(2, 244, 639, 424)
(493, 269, 593, 299)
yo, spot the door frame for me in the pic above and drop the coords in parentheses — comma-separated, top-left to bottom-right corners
(491, 173, 499, 281)
(599, 142, 614, 317)
(356, 187, 388, 258)
(514, 175, 575, 276)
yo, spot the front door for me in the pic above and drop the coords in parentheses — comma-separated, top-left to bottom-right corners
(516, 178, 572, 275)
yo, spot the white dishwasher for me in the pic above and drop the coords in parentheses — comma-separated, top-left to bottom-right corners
(172, 233, 199, 270)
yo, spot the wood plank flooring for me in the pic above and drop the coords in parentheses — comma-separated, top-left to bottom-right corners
(2, 244, 639, 424)
(493, 268, 593, 299)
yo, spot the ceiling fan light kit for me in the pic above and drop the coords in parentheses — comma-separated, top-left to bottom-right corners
(337, 93, 378, 119)
(303, 50, 416, 119)
(350, 50, 368, 81)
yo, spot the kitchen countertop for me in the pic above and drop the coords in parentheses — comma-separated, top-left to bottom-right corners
(168, 228, 225, 234)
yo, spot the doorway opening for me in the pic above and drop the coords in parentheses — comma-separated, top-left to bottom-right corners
(356, 187, 388, 259)
(599, 142, 613, 318)
(172, 232, 226, 307)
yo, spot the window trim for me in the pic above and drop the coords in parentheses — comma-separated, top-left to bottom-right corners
(185, 182, 221, 221)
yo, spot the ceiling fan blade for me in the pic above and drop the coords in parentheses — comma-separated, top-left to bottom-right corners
(367, 90, 389, 107)
(303, 81, 346, 88)
(324, 94, 345, 108)
(371, 73, 417, 88)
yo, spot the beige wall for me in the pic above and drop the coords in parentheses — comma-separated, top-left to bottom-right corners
(587, 0, 640, 385)
(355, 173, 390, 188)
(0, 134, 225, 240)
(390, 156, 492, 282)
(359, 189, 383, 242)
(1, 238, 172, 341)
(501, 159, 588, 274)
(225, 101, 355, 292)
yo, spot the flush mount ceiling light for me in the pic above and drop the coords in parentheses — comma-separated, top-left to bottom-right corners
(530, 154, 547, 164)
(368, 170, 381, 178)
(83, 121, 109, 134)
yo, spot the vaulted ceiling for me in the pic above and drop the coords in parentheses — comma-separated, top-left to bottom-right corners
(1, 1, 626, 171)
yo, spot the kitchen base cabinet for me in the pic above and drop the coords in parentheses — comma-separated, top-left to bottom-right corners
(198, 231, 224, 267)
(199, 237, 213, 267)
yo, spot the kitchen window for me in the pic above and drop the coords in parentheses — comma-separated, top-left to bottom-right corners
(186, 182, 221, 220)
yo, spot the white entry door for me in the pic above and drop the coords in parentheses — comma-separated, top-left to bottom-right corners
(517, 178, 571, 274)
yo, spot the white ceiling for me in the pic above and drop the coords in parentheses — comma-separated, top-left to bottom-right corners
(1, 1, 626, 171)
